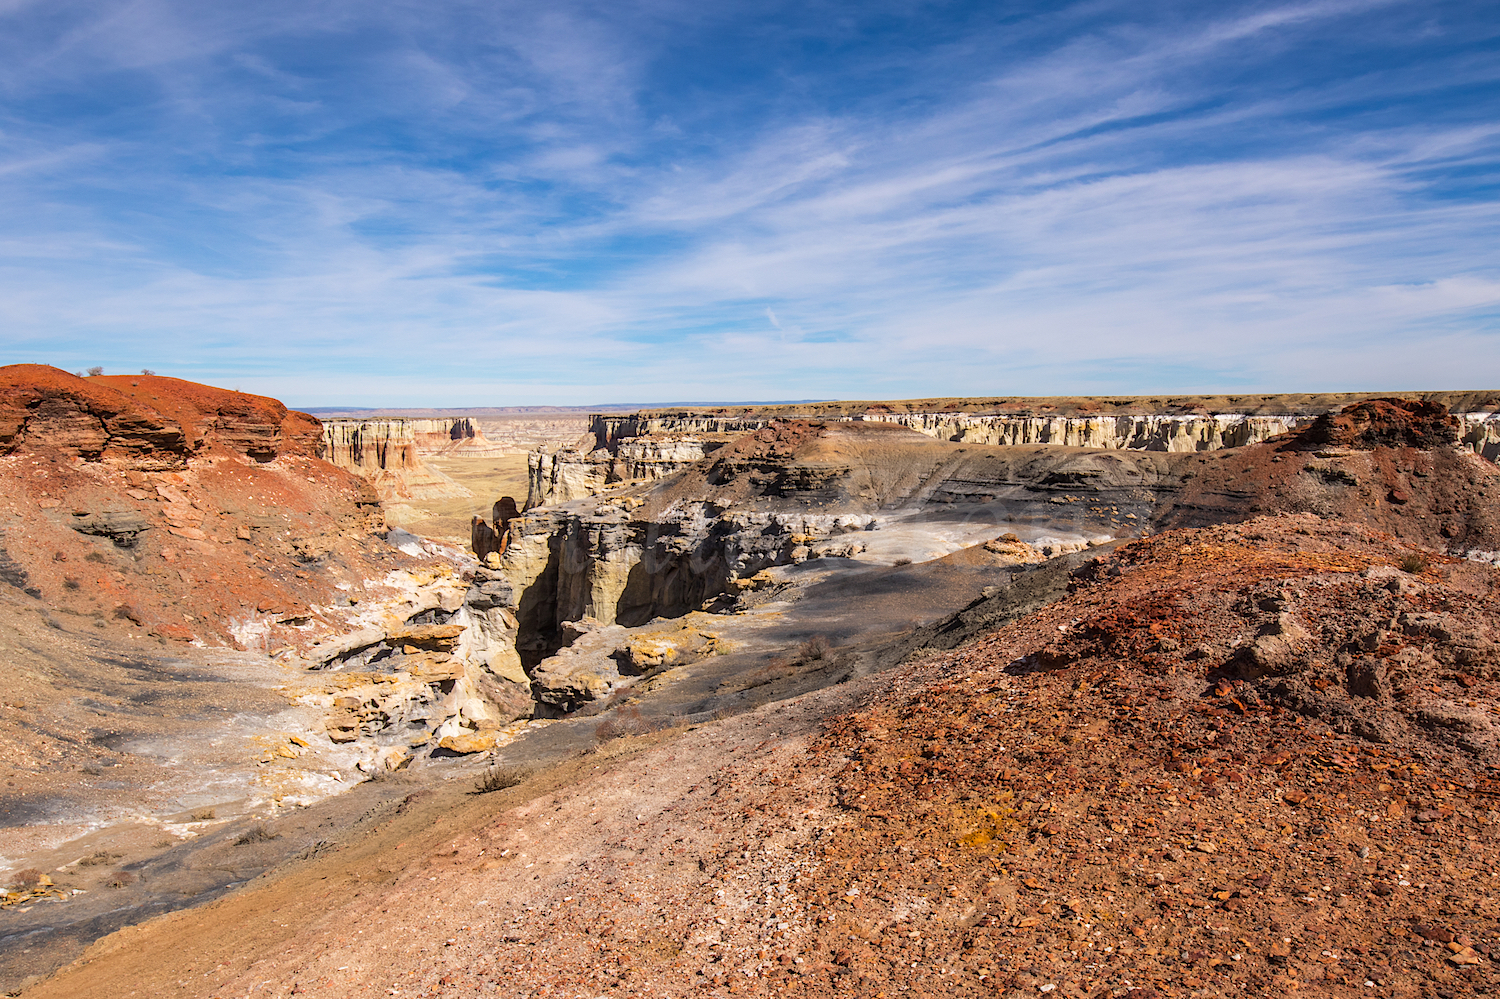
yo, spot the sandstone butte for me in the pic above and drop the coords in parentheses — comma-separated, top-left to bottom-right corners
(2, 372, 1500, 999)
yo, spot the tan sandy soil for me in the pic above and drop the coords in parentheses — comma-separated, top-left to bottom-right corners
(388, 454, 533, 543)
(387, 416, 588, 541)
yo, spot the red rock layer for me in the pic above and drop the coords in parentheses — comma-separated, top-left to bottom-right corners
(1299, 399, 1461, 452)
(0, 366, 430, 650)
(0, 364, 321, 466)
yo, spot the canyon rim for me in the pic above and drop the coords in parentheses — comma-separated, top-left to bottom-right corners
(2, 371, 1499, 999)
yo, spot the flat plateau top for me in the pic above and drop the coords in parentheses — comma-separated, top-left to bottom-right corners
(303, 391, 1500, 422)
(629, 390, 1500, 419)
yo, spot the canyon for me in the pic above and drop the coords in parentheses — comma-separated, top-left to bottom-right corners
(3, 372, 1500, 998)
(526, 402, 1500, 508)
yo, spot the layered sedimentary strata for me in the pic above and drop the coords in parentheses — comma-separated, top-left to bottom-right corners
(0, 366, 537, 782)
(635, 389, 1500, 420)
(504, 404, 1500, 664)
(0, 365, 322, 466)
(320, 418, 472, 501)
(526, 434, 734, 508)
(527, 404, 1500, 510)
(407, 416, 515, 456)
(292, 563, 532, 759)
(861, 411, 1301, 449)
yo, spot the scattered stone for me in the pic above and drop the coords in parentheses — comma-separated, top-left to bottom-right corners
(437, 732, 497, 755)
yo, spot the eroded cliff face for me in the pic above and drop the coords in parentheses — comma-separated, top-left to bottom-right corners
(503, 407, 1500, 674)
(525, 436, 731, 508)
(506, 422, 1177, 651)
(320, 418, 472, 502)
(863, 411, 1302, 449)
(1462, 412, 1500, 461)
(0, 366, 536, 790)
(290, 563, 533, 763)
(501, 500, 876, 661)
(526, 406, 1500, 510)
(0, 365, 322, 466)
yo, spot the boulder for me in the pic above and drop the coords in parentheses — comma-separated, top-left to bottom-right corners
(1299, 398, 1459, 451)
(437, 732, 497, 755)
(69, 510, 152, 547)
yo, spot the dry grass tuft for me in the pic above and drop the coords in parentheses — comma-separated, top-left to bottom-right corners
(472, 765, 532, 794)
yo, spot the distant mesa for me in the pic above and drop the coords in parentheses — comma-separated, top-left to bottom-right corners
(523, 394, 1500, 509)
(318, 416, 482, 502)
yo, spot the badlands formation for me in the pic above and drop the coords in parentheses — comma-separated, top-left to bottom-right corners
(2, 370, 1500, 999)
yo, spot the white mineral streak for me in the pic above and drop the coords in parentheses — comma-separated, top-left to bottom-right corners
(1461, 413, 1500, 462)
(860, 412, 1304, 451)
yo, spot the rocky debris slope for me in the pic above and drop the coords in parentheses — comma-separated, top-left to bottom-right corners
(1156, 398, 1500, 555)
(760, 515, 1500, 998)
(44, 513, 1500, 999)
(0, 367, 538, 839)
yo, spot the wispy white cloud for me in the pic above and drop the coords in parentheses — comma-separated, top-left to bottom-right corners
(0, 0, 1496, 404)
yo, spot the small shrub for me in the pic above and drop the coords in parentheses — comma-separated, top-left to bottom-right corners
(190, 808, 216, 821)
(594, 706, 660, 742)
(12, 868, 41, 888)
(140, 368, 155, 376)
(472, 766, 531, 795)
(892, 556, 913, 566)
(107, 871, 136, 888)
(798, 635, 831, 662)
(1399, 553, 1429, 574)
(77, 851, 119, 867)
(86, 366, 103, 377)
(235, 824, 279, 845)
(63, 578, 80, 591)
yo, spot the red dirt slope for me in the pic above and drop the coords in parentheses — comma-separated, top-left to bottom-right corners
(0, 365, 428, 650)
(1157, 400, 1500, 554)
(788, 515, 1500, 997)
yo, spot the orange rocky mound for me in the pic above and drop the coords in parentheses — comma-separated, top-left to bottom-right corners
(777, 515, 1499, 997)
(1300, 399, 1461, 453)
(0, 365, 407, 650)
(0, 364, 321, 462)
(1158, 399, 1500, 553)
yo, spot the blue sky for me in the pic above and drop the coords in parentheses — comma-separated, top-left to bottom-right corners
(1, 0, 1497, 407)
